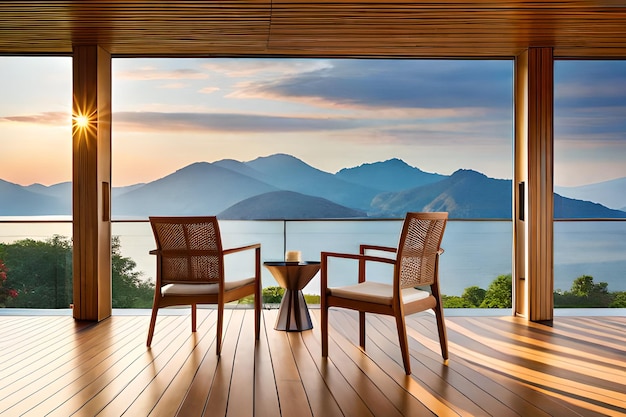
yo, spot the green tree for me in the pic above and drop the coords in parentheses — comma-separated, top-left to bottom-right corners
(442, 295, 471, 308)
(0, 236, 72, 308)
(0, 258, 18, 307)
(0, 235, 154, 309)
(480, 274, 512, 308)
(462, 286, 486, 307)
(571, 275, 595, 296)
(111, 236, 154, 308)
(555, 275, 612, 308)
(609, 292, 626, 308)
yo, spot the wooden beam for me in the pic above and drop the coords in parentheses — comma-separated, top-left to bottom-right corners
(514, 47, 554, 322)
(72, 45, 112, 321)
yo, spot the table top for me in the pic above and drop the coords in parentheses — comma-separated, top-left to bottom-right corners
(263, 261, 320, 266)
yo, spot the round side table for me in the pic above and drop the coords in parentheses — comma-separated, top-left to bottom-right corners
(263, 261, 320, 331)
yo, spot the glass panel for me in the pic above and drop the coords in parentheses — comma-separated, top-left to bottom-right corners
(0, 57, 72, 309)
(554, 60, 626, 308)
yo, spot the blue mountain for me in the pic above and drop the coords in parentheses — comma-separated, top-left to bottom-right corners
(1, 154, 624, 220)
(336, 158, 446, 192)
(218, 190, 367, 219)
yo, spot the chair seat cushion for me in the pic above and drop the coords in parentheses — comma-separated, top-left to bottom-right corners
(162, 277, 256, 296)
(328, 281, 431, 305)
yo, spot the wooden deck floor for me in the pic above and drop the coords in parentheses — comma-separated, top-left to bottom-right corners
(1, 308, 625, 417)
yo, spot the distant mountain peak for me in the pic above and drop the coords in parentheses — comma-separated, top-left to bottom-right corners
(336, 158, 446, 192)
(450, 168, 486, 177)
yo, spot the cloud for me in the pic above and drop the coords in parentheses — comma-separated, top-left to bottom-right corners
(555, 107, 626, 141)
(230, 60, 513, 111)
(0, 111, 69, 125)
(555, 61, 626, 109)
(115, 66, 209, 81)
(200, 59, 333, 77)
(199, 87, 220, 94)
(113, 111, 364, 133)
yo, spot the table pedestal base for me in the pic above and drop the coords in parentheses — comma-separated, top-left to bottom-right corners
(275, 289, 313, 331)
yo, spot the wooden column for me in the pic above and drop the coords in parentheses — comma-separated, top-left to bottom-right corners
(513, 48, 554, 322)
(72, 45, 112, 321)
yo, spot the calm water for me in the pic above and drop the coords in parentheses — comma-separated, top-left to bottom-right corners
(1, 219, 624, 296)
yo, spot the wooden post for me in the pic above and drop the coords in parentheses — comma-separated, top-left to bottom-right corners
(72, 45, 112, 321)
(514, 48, 554, 322)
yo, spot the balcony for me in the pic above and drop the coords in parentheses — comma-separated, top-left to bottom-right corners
(1, 218, 625, 309)
(1, 218, 625, 415)
(1, 307, 625, 416)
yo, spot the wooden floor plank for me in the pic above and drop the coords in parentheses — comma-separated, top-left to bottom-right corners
(285, 330, 344, 417)
(173, 310, 226, 417)
(34, 315, 185, 416)
(147, 310, 219, 417)
(6, 316, 149, 416)
(226, 309, 256, 417)
(252, 308, 281, 417)
(327, 309, 459, 417)
(308, 310, 436, 417)
(1, 310, 625, 417)
(200, 308, 245, 417)
(263, 309, 314, 417)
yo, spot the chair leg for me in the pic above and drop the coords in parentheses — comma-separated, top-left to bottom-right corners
(395, 314, 411, 375)
(255, 282, 261, 341)
(321, 303, 329, 357)
(216, 302, 224, 356)
(147, 305, 159, 347)
(191, 303, 197, 332)
(359, 311, 366, 350)
(434, 305, 449, 360)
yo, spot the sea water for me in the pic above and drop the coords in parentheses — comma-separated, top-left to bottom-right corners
(1, 218, 624, 297)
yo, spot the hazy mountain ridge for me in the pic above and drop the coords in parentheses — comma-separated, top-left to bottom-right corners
(336, 158, 446, 192)
(1, 154, 625, 219)
(218, 191, 367, 219)
(555, 177, 626, 210)
(370, 169, 512, 218)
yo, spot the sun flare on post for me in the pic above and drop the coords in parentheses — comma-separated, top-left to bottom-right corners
(72, 108, 97, 136)
(74, 114, 89, 128)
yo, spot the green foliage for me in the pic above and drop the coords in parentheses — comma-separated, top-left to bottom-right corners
(462, 286, 486, 307)
(554, 275, 614, 308)
(441, 295, 472, 308)
(0, 258, 18, 307)
(238, 286, 319, 305)
(0, 236, 72, 308)
(442, 277, 512, 309)
(0, 235, 154, 309)
(262, 286, 285, 304)
(111, 236, 154, 308)
(570, 275, 608, 297)
(479, 274, 512, 308)
(304, 294, 320, 304)
(609, 292, 626, 308)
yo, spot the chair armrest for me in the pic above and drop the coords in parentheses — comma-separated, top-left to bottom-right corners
(321, 251, 396, 265)
(438, 247, 445, 255)
(149, 249, 159, 255)
(223, 243, 261, 255)
(321, 251, 397, 289)
(360, 244, 397, 254)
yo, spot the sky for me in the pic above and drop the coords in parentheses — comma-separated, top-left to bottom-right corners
(1, 57, 625, 188)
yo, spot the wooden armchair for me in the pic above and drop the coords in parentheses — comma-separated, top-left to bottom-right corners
(147, 216, 261, 355)
(321, 212, 448, 374)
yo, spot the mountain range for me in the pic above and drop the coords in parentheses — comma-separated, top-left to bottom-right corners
(2, 153, 625, 219)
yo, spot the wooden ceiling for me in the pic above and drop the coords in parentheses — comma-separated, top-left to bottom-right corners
(1, 1, 626, 58)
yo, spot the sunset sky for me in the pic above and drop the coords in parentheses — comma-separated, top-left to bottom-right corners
(1, 57, 625, 188)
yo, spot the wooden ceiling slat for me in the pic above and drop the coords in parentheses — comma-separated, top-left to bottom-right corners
(0, 1, 625, 58)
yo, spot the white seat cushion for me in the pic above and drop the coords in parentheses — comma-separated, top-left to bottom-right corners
(328, 281, 431, 305)
(162, 277, 255, 296)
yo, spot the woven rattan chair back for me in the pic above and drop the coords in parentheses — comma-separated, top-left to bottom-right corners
(150, 216, 224, 285)
(397, 212, 448, 289)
